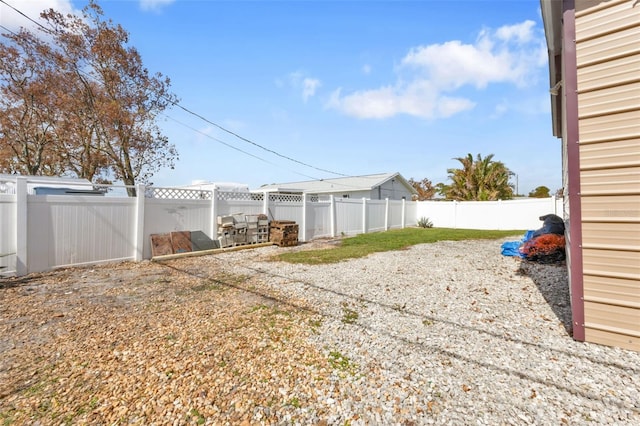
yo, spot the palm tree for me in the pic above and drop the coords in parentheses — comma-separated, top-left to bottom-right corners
(441, 153, 514, 201)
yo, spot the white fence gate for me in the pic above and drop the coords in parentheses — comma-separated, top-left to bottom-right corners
(0, 176, 562, 277)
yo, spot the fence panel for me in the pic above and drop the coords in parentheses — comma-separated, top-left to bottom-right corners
(143, 198, 212, 259)
(406, 200, 418, 228)
(416, 202, 457, 227)
(0, 194, 16, 274)
(28, 195, 137, 273)
(216, 191, 264, 217)
(268, 194, 304, 224)
(387, 200, 405, 229)
(417, 198, 562, 230)
(367, 200, 387, 233)
(306, 201, 332, 240)
(335, 198, 364, 236)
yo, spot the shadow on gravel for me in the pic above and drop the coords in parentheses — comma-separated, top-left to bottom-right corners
(517, 259, 573, 336)
(159, 259, 637, 374)
(0, 273, 46, 290)
(157, 259, 640, 413)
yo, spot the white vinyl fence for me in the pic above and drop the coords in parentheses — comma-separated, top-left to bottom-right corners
(416, 197, 563, 230)
(0, 176, 562, 277)
(0, 178, 416, 276)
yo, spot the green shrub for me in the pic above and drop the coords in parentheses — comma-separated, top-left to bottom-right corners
(417, 217, 433, 228)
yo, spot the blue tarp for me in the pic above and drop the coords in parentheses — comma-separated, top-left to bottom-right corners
(500, 230, 534, 258)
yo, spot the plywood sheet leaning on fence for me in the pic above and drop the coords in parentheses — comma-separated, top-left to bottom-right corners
(170, 231, 192, 254)
(151, 233, 173, 257)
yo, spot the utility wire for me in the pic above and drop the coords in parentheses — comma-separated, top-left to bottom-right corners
(0, 0, 349, 179)
(0, 0, 50, 33)
(162, 114, 321, 182)
(163, 115, 380, 190)
(169, 102, 348, 177)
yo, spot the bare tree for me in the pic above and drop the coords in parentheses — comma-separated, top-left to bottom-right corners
(0, 1, 179, 194)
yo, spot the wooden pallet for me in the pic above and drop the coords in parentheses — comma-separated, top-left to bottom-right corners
(269, 221, 299, 247)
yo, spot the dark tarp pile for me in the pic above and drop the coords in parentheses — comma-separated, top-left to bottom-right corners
(501, 214, 566, 264)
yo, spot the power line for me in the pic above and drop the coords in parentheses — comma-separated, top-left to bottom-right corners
(162, 114, 321, 182)
(0, 0, 50, 33)
(0, 0, 349, 179)
(170, 102, 349, 177)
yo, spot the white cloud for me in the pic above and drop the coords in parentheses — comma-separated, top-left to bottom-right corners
(0, 0, 76, 33)
(401, 22, 545, 89)
(328, 19, 547, 120)
(326, 81, 475, 120)
(302, 77, 321, 102)
(285, 71, 322, 102)
(362, 64, 372, 75)
(139, 0, 176, 12)
(495, 20, 536, 44)
(401, 39, 514, 89)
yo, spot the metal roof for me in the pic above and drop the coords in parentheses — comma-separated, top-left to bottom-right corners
(257, 172, 417, 195)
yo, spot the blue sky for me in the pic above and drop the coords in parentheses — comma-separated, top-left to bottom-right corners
(1, 0, 561, 195)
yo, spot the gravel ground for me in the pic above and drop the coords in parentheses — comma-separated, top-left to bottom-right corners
(1, 237, 639, 425)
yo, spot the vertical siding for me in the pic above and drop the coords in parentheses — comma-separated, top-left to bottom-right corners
(576, 0, 640, 351)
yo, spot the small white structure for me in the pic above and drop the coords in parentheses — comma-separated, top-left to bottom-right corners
(181, 180, 250, 193)
(0, 174, 96, 195)
(257, 172, 417, 201)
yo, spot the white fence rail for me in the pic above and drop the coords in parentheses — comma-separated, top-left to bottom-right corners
(0, 176, 561, 276)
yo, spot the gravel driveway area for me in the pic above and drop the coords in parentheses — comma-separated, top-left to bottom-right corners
(1, 237, 639, 425)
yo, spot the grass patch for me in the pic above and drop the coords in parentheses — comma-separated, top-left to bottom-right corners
(328, 351, 358, 375)
(274, 227, 523, 264)
(341, 303, 359, 325)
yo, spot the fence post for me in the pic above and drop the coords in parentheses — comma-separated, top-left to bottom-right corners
(134, 184, 145, 261)
(401, 198, 406, 229)
(212, 188, 218, 240)
(262, 191, 269, 218)
(330, 195, 336, 237)
(385, 198, 390, 230)
(453, 200, 458, 229)
(362, 198, 367, 234)
(15, 177, 27, 276)
(301, 193, 307, 242)
(551, 195, 557, 215)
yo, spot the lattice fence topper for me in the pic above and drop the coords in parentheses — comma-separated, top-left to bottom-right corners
(0, 179, 16, 195)
(217, 191, 262, 201)
(146, 187, 212, 200)
(269, 193, 303, 203)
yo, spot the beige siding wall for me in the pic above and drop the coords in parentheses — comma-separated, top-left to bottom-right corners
(575, 0, 640, 351)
